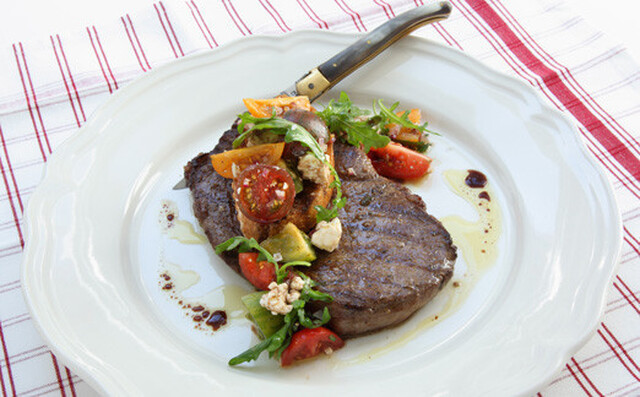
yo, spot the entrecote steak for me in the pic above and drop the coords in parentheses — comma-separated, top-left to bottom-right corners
(184, 128, 457, 338)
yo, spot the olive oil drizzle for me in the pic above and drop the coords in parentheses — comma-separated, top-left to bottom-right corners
(337, 169, 502, 366)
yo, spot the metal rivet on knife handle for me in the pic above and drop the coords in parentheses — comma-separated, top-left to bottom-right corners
(295, 68, 332, 100)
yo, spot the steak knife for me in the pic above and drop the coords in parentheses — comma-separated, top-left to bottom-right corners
(174, 1, 452, 190)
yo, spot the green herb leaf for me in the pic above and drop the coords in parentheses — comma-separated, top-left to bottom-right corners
(317, 92, 390, 153)
(375, 100, 431, 134)
(228, 337, 272, 366)
(276, 261, 312, 283)
(215, 236, 278, 268)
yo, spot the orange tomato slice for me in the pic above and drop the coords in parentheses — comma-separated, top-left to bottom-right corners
(210, 142, 285, 179)
(243, 96, 311, 118)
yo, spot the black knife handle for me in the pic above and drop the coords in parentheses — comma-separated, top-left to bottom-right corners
(295, 1, 452, 101)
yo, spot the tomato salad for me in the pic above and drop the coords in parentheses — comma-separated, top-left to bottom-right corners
(214, 92, 435, 367)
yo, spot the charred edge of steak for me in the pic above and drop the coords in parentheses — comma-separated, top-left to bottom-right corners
(185, 128, 457, 338)
(184, 129, 242, 273)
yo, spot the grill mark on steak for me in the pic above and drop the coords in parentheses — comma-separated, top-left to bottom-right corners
(185, 128, 456, 338)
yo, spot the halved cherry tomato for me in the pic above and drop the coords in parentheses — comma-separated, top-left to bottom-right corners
(233, 164, 295, 224)
(243, 96, 311, 118)
(280, 327, 345, 367)
(210, 142, 285, 179)
(367, 142, 432, 180)
(238, 252, 276, 290)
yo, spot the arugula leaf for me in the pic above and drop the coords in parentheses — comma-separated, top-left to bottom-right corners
(317, 92, 390, 153)
(276, 261, 312, 283)
(228, 272, 333, 365)
(215, 236, 278, 269)
(374, 100, 432, 134)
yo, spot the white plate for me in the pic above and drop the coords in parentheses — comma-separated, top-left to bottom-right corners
(22, 31, 621, 396)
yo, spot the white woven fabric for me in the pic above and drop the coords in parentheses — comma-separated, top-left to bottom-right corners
(1, 0, 639, 395)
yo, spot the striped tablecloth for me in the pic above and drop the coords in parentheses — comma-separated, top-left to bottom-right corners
(1, 0, 639, 395)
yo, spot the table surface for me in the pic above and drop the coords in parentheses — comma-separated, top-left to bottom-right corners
(1, 0, 639, 396)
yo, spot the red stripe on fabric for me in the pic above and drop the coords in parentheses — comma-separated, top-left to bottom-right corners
(0, 320, 17, 397)
(334, 0, 365, 32)
(340, 0, 366, 31)
(464, 0, 640, 182)
(572, 357, 604, 397)
(578, 125, 640, 199)
(616, 275, 640, 305)
(65, 367, 77, 397)
(597, 329, 640, 382)
(12, 44, 48, 161)
(453, 0, 640, 198)
(0, 352, 6, 397)
(50, 36, 81, 127)
(191, 1, 218, 46)
(260, 0, 291, 32)
(50, 354, 67, 397)
(186, 1, 213, 48)
(56, 36, 86, 122)
(121, 17, 149, 71)
(258, 0, 286, 32)
(297, 0, 323, 29)
(92, 27, 119, 89)
(333, 0, 361, 31)
(0, 280, 19, 289)
(613, 282, 640, 315)
(86, 27, 114, 93)
(490, 0, 640, 159)
(0, 126, 24, 213)
(221, 0, 246, 35)
(438, 22, 464, 51)
(154, 3, 179, 57)
(226, 0, 252, 35)
(452, 0, 548, 110)
(601, 323, 640, 375)
(379, 0, 396, 17)
(373, 0, 393, 19)
(18, 43, 52, 153)
(565, 362, 594, 396)
(298, 0, 328, 29)
(160, 2, 185, 56)
(624, 235, 640, 257)
(624, 225, 640, 248)
(0, 154, 25, 248)
(0, 284, 22, 295)
(431, 22, 463, 50)
(127, 15, 152, 70)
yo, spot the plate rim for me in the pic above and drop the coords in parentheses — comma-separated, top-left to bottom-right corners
(21, 29, 623, 396)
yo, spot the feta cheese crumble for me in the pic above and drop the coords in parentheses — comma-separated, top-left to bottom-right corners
(297, 153, 331, 185)
(259, 276, 305, 316)
(311, 217, 342, 252)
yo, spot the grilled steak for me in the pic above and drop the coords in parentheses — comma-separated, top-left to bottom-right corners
(184, 128, 456, 338)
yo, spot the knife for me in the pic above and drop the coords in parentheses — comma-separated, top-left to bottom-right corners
(174, 1, 452, 190)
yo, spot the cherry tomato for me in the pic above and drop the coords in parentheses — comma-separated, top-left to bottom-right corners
(280, 327, 345, 367)
(233, 164, 295, 224)
(210, 142, 285, 179)
(238, 252, 276, 291)
(367, 142, 432, 180)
